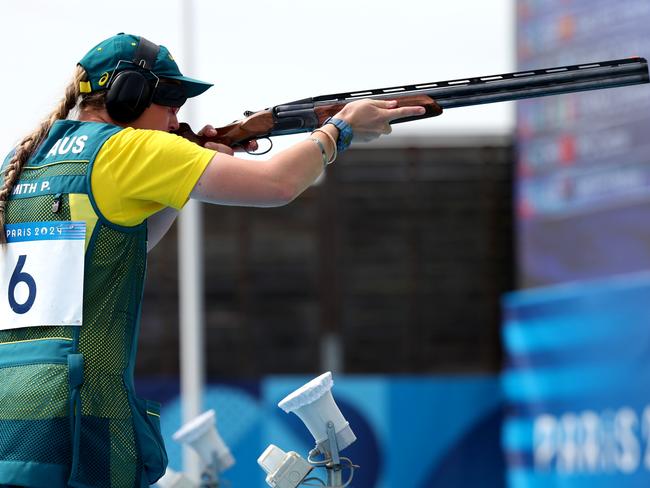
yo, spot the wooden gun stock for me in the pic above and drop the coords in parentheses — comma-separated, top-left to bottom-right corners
(175, 110, 275, 147)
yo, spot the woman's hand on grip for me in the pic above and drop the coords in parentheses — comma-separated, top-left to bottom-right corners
(198, 125, 259, 154)
(333, 99, 427, 143)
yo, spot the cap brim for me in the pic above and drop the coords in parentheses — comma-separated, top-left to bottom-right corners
(166, 75, 213, 98)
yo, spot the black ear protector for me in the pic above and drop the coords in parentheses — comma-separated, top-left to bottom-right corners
(105, 37, 161, 123)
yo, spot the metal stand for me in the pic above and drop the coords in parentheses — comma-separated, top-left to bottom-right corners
(325, 422, 342, 487)
(198, 453, 220, 488)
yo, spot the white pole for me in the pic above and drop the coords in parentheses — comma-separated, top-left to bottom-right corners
(179, 0, 205, 481)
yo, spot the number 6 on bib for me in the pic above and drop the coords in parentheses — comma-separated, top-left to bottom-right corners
(1, 221, 86, 330)
(8, 254, 37, 314)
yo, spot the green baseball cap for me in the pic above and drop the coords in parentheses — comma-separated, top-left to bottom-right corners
(78, 33, 212, 98)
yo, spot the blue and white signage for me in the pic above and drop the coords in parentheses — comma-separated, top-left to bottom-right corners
(1, 221, 85, 329)
(502, 272, 650, 487)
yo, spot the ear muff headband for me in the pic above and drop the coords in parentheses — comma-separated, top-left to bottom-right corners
(105, 37, 161, 123)
(132, 37, 159, 70)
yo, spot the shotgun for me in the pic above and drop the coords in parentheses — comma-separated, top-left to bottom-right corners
(174, 57, 649, 150)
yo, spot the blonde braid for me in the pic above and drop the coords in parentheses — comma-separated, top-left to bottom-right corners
(0, 66, 87, 244)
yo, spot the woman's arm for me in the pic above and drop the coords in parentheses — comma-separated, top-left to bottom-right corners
(190, 123, 337, 207)
(191, 99, 425, 206)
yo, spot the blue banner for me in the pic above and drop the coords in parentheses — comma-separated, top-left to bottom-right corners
(502, 272, 650, 487)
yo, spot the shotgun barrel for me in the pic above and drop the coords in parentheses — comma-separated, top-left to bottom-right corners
(285, 57, 649, 124)
(318, 57, 648, 105)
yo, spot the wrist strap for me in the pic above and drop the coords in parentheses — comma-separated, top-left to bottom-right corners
(324, 117, 354, 152)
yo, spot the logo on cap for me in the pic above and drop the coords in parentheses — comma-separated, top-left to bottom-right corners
(98, 72, 110, 87)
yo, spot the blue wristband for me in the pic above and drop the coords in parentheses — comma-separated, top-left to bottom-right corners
(324, 117, 354, 152)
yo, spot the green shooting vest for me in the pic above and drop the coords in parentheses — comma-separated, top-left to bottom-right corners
(0, 120, 167, 488)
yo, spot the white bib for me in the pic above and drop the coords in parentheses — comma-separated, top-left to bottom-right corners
(1, 221, 86, 330)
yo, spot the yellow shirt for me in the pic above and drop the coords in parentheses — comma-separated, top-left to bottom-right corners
(91, 128, 215, 226)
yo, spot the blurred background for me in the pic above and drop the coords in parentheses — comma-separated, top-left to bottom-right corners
(3, 0, 650, 486)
